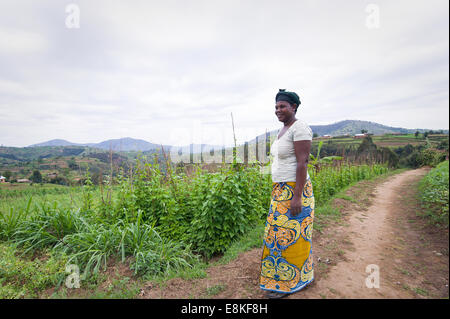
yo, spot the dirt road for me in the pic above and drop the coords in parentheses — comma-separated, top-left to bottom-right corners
(141, 168, 449, 299)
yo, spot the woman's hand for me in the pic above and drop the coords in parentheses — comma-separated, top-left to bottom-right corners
(290, 194, 303, 216)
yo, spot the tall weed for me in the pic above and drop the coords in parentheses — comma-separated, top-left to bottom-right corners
(418, 160, 449, 226)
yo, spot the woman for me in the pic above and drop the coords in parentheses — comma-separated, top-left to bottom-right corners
(259, 89, 315, 299)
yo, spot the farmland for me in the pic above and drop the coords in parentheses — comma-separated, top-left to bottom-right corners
(1, 133, 448, 185)
(0, 133, 448, 299)
(313, 133, 448, 148)
(0, 154, 390, 298)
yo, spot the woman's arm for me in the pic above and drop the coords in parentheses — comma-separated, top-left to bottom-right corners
(290, 140, 312, 216)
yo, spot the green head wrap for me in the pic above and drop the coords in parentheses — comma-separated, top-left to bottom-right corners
(275, 89, 301, 111)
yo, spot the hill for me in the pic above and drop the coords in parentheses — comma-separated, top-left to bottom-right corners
(21, 120, 450, 152)
(29, 139, 80, 147)
(29, 137, 168, 152)
(310, 120, 422, 136)
(91, 137, 166, 152)
(249, 120, 446, 141)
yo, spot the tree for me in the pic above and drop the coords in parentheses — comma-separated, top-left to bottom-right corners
(424, 131, 429, 138)
(357, 135, 377, 154)
(313, 133, 319, 138)
(3, 170, 12, 181)
(67, 159, 79, 170)
(30, 170, 42, 183)
(361, 129, 368, 134)
(415, 131, 420, 139)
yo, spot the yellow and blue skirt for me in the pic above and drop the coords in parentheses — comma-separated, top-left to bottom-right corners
(259, 179, 315, 294)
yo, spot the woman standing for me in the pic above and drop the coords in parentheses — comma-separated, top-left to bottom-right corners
(260, 89, 315, 299)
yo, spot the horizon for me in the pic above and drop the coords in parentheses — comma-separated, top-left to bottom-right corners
(0, 1, 449, 148)
(1, 118, 448, 149)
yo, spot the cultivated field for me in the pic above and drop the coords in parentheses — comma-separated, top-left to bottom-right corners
(0, 135, 448, 299)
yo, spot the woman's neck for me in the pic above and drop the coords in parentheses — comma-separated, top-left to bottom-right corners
(283, 116, 297, 127)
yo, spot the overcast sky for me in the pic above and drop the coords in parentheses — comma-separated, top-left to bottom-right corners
(0, 0, 448, 148)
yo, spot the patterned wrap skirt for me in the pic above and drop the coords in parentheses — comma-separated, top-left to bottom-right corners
(259, 178, 315, 294)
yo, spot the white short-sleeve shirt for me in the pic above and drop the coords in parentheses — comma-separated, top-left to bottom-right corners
(270, 119, 313, 182)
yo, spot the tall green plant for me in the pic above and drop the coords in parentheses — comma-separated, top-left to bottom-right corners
(309, 141, 343, 171)
(418, 160, 449, 226)
(0, 197, 32, 240)
(188, 166, 264, 257)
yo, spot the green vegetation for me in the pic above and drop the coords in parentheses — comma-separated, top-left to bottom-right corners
(312, 134, 448, 169)
(310, 163, 388, 206)
(0, 243, 68, 298)
(0, 154, 392, 298)
(418, 161, 449, 227)
(0, 132, 448, 298)
(1, 133, 448, 186)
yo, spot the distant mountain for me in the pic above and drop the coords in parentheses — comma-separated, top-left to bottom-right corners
(27, 120, 448, 152)
(248, 119, 447, 144)
(309, 120, 416, 136)
(29, 137, 168, 152)
(92, 137, 166, 152)
(27, 137, 220, 154)
(29, 139, 81, 147)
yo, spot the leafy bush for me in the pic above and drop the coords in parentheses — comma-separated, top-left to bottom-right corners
(400, 147, 447, 168)
(418, 161, 449, 227)
(188, 165, 268, 257)
(418, 148, 446, 167)
(132, 162, 175, 226)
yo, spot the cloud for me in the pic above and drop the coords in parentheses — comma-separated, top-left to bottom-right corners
(0, 0, 448, 147)
(0, 27, 47, 54)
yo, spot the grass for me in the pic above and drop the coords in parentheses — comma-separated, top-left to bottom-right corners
(205, 284, 227, 297)
(418, 160, 449, 227)
(314, 204, 341, 232)
(215, 223, 265, 265)
(414, 287, 429, 296)
(334, 194, 357, 203)
(0, 243, 68, 298)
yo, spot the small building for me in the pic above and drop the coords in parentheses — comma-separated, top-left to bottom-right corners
(354, 133, 368, 139)
(0, 175, 6, 183)
(322, 135, 332, 138)
(17, 178, 31, 183)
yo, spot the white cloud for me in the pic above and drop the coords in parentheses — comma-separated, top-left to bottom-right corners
(0, 0, 448, 147)
(0, 27, 47, 54)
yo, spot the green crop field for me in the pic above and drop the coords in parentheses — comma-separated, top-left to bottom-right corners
(313, 133, 448, 149)
(0, 132, 448, 298)
(0, 155, 392, 298)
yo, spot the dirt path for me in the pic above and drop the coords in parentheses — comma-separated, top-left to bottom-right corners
(140, 168, 449, 299)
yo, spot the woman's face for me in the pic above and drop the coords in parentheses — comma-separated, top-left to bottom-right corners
(275, 101, 296, 122)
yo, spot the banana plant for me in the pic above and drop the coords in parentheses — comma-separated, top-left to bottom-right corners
(308, 141, 343, 171)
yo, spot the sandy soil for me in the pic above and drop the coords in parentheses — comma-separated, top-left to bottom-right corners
(139, 168, 449, 299)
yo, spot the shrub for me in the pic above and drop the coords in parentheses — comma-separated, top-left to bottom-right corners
(418, 161, 449, 227)
(188, 166, 267, 257)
